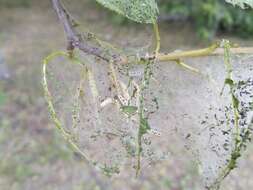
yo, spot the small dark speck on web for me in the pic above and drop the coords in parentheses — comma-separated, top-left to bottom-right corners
(222, 130, 229, 135)
(185, 133, 191, 139)
(201, 120, 206, 124)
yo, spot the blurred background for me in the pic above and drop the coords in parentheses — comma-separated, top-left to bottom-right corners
(0, 0, 253, 190)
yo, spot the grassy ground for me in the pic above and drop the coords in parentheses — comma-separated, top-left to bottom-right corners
(0, 1, 252, 190)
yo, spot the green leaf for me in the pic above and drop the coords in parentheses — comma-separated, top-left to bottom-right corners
(121, 106, 138, 116)
(225, 78, 234, 86)
(139, 117, 150, 135)
(0, 91, 6, 106)
(95, 0, 159, 23)
(232, 94, 239, 111)
(225, 0, 253, 8)
(250, 102, 253, 110)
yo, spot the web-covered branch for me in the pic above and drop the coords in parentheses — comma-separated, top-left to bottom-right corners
(52, 0, 122, 62)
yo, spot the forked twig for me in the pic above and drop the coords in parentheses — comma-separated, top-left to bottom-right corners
(52, 0, 122, 62)
(52, 0, 253, 65)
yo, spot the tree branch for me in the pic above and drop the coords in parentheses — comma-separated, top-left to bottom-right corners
(158, 43, 220, 61)
(52, 0, 122, 62)
(157, 46, 253, 62)
(52, 0, 253, 64)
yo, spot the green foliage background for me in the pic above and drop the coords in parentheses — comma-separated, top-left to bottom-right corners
(159, 0, 253, 39)
(0, 0, 30, 7)
(1, 0, 252, 39)
(98, 0, 253, 39)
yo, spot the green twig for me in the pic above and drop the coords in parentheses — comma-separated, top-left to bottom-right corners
(153, 21, 161, 56)
(215, 40, 241, 187)
(157, 42, 220, 61)
(175, 59, 200, 73)
(42, 51, 91, 162)
(136, 61, 152, 177)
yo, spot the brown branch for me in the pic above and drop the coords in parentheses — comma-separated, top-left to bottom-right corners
(52, 0, 121, 62)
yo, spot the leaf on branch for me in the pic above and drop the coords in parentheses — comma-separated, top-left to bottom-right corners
(225, 0, 253, 8)
(225, 78, 234, 86)
(121, 105, 138, 116)
(139, 117, 151, 136)
(95, 0, 159, 23)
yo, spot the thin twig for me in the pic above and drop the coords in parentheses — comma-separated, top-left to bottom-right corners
(213, 47, 253, 55)
(153, 21, 161, 56)
(157, 43, 220, 61)
(157, 46, 253, 62)
(52, 0, 121, 62)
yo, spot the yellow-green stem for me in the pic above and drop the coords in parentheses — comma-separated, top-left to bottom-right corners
(153, 21, 161, 56)
(42, 51, 90, 162)
(157, 42, 220, 61)
(175, 59, 200, 73)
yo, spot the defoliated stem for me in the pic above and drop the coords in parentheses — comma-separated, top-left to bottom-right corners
(157, 42, 220, 61)
(175, 59, 200, 73)
(153, 21, 161, 56)
(42, 51, 90, 162)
